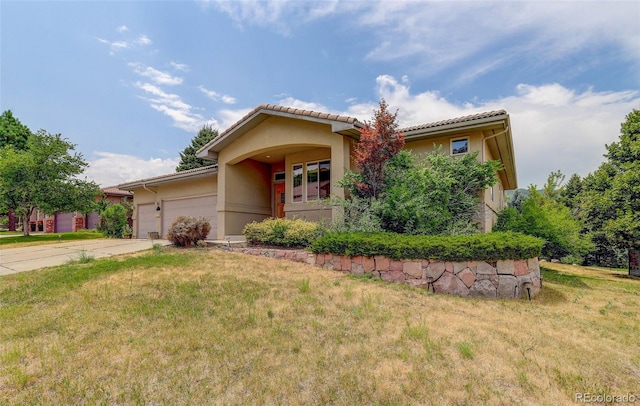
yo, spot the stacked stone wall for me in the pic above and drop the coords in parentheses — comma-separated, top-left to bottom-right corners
(223, 247, 541, 299)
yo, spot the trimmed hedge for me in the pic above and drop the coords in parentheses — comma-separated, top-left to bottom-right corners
(243, 218, 322, 248)
(309, 231, 543, 261)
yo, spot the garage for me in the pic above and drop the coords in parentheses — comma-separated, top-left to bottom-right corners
(55, 212, 74, 233)
(86, 212, 100, 230)
(161, 195, 217, 238)
(137, 203, 156, 238)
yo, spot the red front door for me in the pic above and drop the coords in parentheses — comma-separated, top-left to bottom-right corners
(275, 183, 286, 218)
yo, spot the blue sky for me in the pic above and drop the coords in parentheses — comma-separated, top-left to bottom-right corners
(1, 0, 639, 188)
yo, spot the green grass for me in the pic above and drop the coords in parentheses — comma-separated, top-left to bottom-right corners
(0, 250, 639, 404)
(0, 230, 104, 247)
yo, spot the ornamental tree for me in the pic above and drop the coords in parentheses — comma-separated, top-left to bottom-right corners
(351, 99, 405, 198)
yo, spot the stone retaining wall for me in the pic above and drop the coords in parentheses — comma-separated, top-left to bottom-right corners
(223, 246, 541, 299)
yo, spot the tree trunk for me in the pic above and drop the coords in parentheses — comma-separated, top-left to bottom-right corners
(22, 213, 30, 236)
(8, 210, 16, 231)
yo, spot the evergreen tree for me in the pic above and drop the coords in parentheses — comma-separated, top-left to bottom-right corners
(176, 124, 219, 172)
(0, 110, 31, 150)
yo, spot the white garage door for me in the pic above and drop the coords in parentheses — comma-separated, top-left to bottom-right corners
(137, 204, 156, 239)
(162, 195, 217, 238)
(55, 212, 74, 233)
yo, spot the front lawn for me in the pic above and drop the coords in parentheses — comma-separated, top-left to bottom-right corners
(0, 249, 638, 404)
(0, 230, 104, 248)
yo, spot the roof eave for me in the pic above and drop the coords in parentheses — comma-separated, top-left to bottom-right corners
(403, 114, 509, 140)
(117, 166, 218, 190)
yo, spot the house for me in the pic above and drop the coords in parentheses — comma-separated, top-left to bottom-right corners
(28, 186, 133, 233)
(118, 104, 517, 239)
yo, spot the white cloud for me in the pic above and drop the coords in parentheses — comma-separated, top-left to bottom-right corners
(209, 1, 639, 83)
(134, 81, 218, 132)
(97, 29, 153, 55)
(129, 63, 183, 85)
(209, 0, 345, 35)
(85, 152, 179, 187)
(276, 96, 328, 112)
(216, 107, 254, 130)
(346, 75, 640, 188)
(199, 85, 236, 104)
(135, 35, 152, 46)
(170, 61, 190, 72)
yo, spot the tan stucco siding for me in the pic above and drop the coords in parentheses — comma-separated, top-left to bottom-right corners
(404, 132, 484, 157)
(215, 116, 351, 238)
(129, 176, 217, 238)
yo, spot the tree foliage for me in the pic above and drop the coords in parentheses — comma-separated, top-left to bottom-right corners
(336, 148, 501, 236)
(0, 129, 100, 236)
(495, 172, 594, 263)
(98, 203, 129, 238)
(176, 124, 219, 172)
(0, 110, 31, 150)
(600, 109, 640, 250)
(351, 99, 405, 198)
(380, 149, 501, 235)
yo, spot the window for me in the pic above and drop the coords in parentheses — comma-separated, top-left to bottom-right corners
(451, 138, 469, 155)
(292, 164, 303, 202)
(274, 171, 285, 182)
(319, 160, 331, 198)
(292, 160, 331, 202)
(306, 162, 319, 201)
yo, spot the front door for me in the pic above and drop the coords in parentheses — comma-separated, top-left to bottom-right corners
(274, 183, 286, 218)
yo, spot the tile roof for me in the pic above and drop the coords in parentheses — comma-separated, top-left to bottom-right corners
(400, 110, 508, 133)
(218, 103, 363, 139)
(117, 165, 218, 190)
(101, 186, 133, 196)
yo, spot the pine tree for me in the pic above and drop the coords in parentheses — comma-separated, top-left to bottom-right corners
(176, 124, 219, 172)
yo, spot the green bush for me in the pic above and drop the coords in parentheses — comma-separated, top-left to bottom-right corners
(309, 231, 543, 261)
(98, 204, 128, 238)
(243, 218, 322, 247)
(166, 216, 211, 247)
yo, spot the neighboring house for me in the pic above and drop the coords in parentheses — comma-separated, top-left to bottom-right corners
(28, 186, 133, 233)
(118, 104, 517, 239)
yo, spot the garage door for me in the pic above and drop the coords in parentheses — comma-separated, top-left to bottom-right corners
(162, 195, 217, 238)
(137, 203, 156, 239)
(86, 212, 100, 229)
(55, 212, 74, 233)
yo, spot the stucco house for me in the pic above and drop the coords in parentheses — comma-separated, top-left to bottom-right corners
(118, 104, 517, 240)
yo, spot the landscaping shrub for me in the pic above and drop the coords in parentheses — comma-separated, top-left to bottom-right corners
(98, 203, 128, 238)
(243, 217, 322, 247)
(310, 231, 544, 261)
(166, 216, 211, 247)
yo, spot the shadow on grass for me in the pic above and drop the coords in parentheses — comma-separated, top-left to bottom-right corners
(541, 267, 592, 289)
(535, 285, 568, 305)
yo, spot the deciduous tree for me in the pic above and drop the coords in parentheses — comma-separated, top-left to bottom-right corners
(351, 99, 405, 198)
(0, 130, 100, 236)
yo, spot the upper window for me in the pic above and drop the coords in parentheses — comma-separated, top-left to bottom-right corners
(451, 138, 469, 155)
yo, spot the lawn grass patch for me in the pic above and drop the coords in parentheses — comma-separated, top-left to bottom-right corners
(0, 251, 638, 404)
(0, 230, 104, 248)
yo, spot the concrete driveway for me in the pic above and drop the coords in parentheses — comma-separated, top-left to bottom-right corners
(0, 239, 170, 276)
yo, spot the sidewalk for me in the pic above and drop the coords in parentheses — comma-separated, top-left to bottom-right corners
(0, 238, 170, 276)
